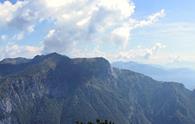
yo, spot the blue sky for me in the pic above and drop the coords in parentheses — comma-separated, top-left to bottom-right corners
(134, 0, 195, 21)
(0, 0, 17, 3)
(132, 0, 195, 68)
(0, 0, 195, 69)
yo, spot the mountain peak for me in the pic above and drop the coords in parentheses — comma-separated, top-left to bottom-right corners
(45, 52, 63, 57)
(25, 53, 112, 79)
(32, 52, 70, 63)
(33, 52, 65, 59)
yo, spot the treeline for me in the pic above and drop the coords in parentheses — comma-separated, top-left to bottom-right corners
(75, 119, 114, 124)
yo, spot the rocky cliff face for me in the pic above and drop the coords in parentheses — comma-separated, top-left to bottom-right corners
(0, 53, 195, 124)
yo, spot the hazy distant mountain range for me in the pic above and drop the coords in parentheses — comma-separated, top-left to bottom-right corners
(0, 53, 195, 124)
(112, 61, 195, 90)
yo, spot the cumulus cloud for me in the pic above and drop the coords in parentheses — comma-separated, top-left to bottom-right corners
(134, 9, 165, 28)
(0, 0, 41, 40)
(70, 42, 166, 62)
(114, 43, 166, 61)
(0, 0, 165, 60)
(42, 0, 136, 54)
(143, 43, 166, 59)
(41, 0, 165, 55)
(0, 1, 24, 23)
(0, 44, 42, 59)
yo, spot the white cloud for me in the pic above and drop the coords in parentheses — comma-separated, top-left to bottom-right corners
(0, 1, 24, 23)
(0, 44, 42, 59)
(0, 0, 41, 42)
(98, 0, 135, 17)
(0, 0, 165, 60)
(134, 9, 165, 28)
(40, 0, 165, 55)
(42, 0, 75, 8)
(0, 35, 7, 41)
(109, 42, 166, 62)
(143, 43, 166, 59)
(70, 42, 166, 63)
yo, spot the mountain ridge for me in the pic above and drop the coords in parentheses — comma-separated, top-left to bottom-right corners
(112, 61, 195, 90)
(0, 53, 195, 124)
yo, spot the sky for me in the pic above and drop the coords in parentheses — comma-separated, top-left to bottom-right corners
(0, 0, 195, 69)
